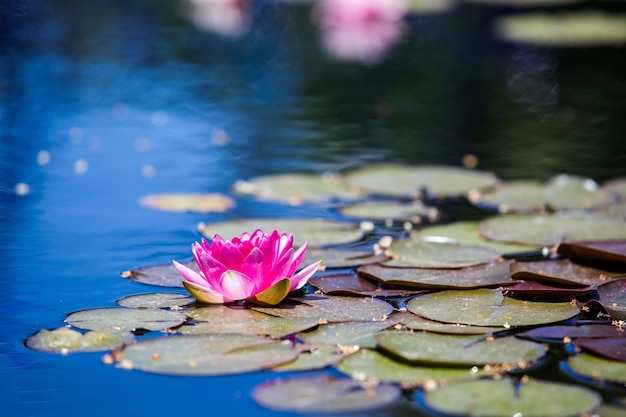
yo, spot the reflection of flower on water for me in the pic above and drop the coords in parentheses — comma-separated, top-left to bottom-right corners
(185, 0, 250, 38)
(315, 0, 408, 65)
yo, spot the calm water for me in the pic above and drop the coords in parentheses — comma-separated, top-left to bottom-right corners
(1, 0, 625, 416)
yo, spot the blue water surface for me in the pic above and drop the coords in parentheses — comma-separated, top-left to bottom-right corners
(1, 0, 625, 416)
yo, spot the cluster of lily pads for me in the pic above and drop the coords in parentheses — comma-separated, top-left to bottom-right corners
(27, 163, 626, 416)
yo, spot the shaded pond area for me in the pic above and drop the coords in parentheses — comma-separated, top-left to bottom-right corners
(2, 0, 626, 416)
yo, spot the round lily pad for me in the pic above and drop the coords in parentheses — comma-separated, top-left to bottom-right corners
(65, 307, 188, 332)
(139, 193, 235, 213)
(505, 280, 596, 301)
(299, 321, 399, 348)
(545, 174, 613, 211)
(585, 280, 626, 321)
(122, 261, 194, 288)
(510, 258, 618, 287)
(406, 288, 580, 327)
(253, 374, 401, 414)
(343, 163, 499, 199)
(407, 0, 457, 14)
(376, 331, 545, 367)
(233, 172, 362, 205)
(272, 343, 343, 372)
(359, 260, 515, 289)
(197, 218, 365, 247)
(26, 327, 131, 354)
(336, 200, 438, 223)
(517, 324, 624, 341)
(469, 180, 546, 213)
(309, 272, 422, 297)
(574, 337, 626, 363)
(383, 240, 501, 268)
(557, 240, 626, 264)
(565, 352, 626, 384)
(495, 11, 626, 47)
(253, 294, 394, 322)
(394, 312, 499, 335)
(477, 213, 626, 246)
(116, 293, 194, 309)
(419, 377, 601, 417)
(117, 334, 297, 376)
(336, 348, 484, 385)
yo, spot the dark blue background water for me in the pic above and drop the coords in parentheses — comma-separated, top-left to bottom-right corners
(1, 0, 625, 416)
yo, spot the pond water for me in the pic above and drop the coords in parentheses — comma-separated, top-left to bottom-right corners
(1, 0, 625, 416)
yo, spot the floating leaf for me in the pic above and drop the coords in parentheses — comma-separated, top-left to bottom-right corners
(335, 200, 438, 223)
(139, 193, 235, 213)
(495, 11, 626, 47)
(594, 201, 626, 221)
(309, 272, 422, 297)
(26, 327, 131, 354)
(585, 280, 626, 320)
(303, 248, 388, 269)
(407, 0, 457, 14)
(599, 404, 626, 417)
(467, 0, 583, 6)
(477, 213, 626, 246)
(117, 334, 296, 376)
(407, 288, 579, 327)
(233, 172, 362, 205)
(383, 240, 501, 268)
(177, 305, 319, 338)
(376, 332, 545, 367)
(343, 163, 499, 199)
(65, 307, 187, 332)
(253, 294, 394, 322)
(272, 343, 343, 372)
(565, 352, 626, 384)
(603, 177, 626, 199)
(410, 221, 540, 255)
(468, 180, 546, 213)
(420, 377, 601, 417)
(359, 260, 515, 289)
(116, 293, 194, 309)
(510, 258, 619, 287)
(558, 240, 626, 264)
(122, 261, 194, 288)
(505, 280, 596, 301)
(393, 312, 498, 335)
(545, 174, 613, 211)
(336, 349, 483, 385)
(252, 375, 401, 414)
(517, 324, 624, 341)
(574, 338, 626, 362)
(197, 218, 365, 247)
(299, 321, 398, 348)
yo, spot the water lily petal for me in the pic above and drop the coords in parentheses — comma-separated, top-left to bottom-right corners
(248, 278, 291, 306)
(289, 261, 322, 292)
(286, 241, 308, 277)
(220, 270, 256, 302)
(182, 280, 225, 304)
(193, 248, 228, 287)
(240, 247, 266, 285)
(219, 240, 246, 269)
(173, 260, 208, 287)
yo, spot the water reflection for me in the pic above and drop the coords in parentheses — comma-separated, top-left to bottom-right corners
(506, 45, 558, 113)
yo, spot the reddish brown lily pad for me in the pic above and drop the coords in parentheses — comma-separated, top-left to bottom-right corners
(121, 261, 195, 288)
(308, 272, 423, 297)
(505, 280, 596, 301)
(585, 280, 626, 321)
(574, 337, 626, 362)
(510, 259, 618, 287)
(517, 324, 625, 341)
(557, 240, 626, 264)
(358, 260, 515, 289)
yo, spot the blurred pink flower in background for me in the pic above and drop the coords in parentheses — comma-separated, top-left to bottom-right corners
(185, 0, 250, 38)
(316, 0, 408, 64)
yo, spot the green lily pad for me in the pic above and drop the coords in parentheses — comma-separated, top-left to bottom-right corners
(376, 331, 545, 367)
(343, 163, 499, 199)
(116, 334, 297, 376)
(495, 11, 626, 47)
(420, 377, 601, 417)
(406, 288, 579, 327)
(272, 343, 343, 372)
(359, 260, 515, 289)
(233, 172, 362, 205)
(303, 248, 388, 269)
(467, 0, 583, 6)
(177, 305, 319, 338)
(383, 240, 501, 268)
(336, 200, 438, 223)
(393, 312, 501, 335)
(557, 240, 626, 264)
(299, 321, 399, 348)
(595, 200, 626, 221)
(139, 193, 235, 213)
(566, 352, 626, 384)
(336, 349, 484, 385)
(603, 177, 626, 198)
(308, 272, 423, 297)
(197, 218, 365, 248)
(116, 293, 194, 309)
(26, 327, 131, 354)
(121, 261, 194, 288)
(407, 0, 457, 14)
(477, 213, 626, 246)
(65, 307, 188, 332)
(545, 174, 613, 211)
(253, 294, 394, 322)
(469, 180, 546, 213)
(410, 221, 540, 255)
(598, 404, 626, 417)
(510, 258, 619, 287)
(252, 374, 401, 414)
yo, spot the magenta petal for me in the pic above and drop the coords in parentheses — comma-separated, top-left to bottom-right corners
(173, 260, 209, 288)
(219, 240, 246, 269)
(288, 261, 321, 292)
(239, 247, 266, 284)
(219, 270, 257, 302)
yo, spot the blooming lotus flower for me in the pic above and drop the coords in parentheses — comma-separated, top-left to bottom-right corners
(173, 229, 321, 306)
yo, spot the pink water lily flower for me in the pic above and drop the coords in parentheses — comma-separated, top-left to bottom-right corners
(173, 229, 321, 306)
